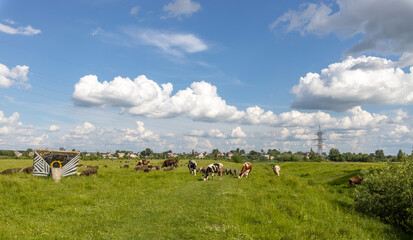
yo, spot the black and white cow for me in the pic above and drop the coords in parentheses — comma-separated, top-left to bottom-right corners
(203, 163, 224, 181)
(188, 160, 197, 175)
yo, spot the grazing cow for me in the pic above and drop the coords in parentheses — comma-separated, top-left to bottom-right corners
(203, 163, 224, 181)
(239, 162, 252, 179)
(1, 168, 22, 175)
(199, 167, 206, 173)
(233, 169, 237, 176)
(349, 176, 363, 188)
(188, 160, 197, 175)
(21, 166, 33, 174)
(273, 165, 281, 176)
(80, 167, 98, 176)
(137, 160, 150, 166)
(162, 159, 179, 168)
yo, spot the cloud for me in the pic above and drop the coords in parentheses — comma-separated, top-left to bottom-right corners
(122, 121, 160, 142)
(0, 63, 30, 88)
(91, 27, 103, 36)
(188, 129, 226, 138)
(163, 0, 201, 18)
(0, 22, 41, 36)
(48, 125, 60, 132)
(72, 73, 392, 131)
(130, 6, 140, 16)
(291, 55, 413, 111)
(271, 0, 413, 55)
(73, 75, 244, 122)
(0, 110, 45, 148)
(184, 136, 212, 152)
(135, 29, 207, 56)
(231, 126, 246, 138)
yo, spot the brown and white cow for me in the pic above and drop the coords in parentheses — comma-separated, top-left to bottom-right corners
(137, 160, 150, 166)
(273, 165, 281, 176)
(349, 176, 363, 187)
(238, 162, 252, 179)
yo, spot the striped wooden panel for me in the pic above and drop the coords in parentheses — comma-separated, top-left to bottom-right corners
(62, 154, 80, 177)
(33, 152, 51, 177)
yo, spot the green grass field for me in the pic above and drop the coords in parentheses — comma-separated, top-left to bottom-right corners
(0, 159, 412, 240)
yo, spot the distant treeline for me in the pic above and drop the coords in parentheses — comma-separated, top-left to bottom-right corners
(1, 147, 407, 163)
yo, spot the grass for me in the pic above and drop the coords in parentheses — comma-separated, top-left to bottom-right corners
(0, 159, 412, 239)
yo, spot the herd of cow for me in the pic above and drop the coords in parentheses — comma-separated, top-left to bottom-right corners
(0, 159, 363, 187)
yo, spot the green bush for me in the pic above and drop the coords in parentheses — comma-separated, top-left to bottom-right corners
(230, 154, 245, 163)
(354, 159, 413, 232)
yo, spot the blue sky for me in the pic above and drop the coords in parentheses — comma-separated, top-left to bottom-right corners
(1, 0, 413, 154)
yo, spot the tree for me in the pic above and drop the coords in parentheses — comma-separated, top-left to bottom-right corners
(140, 148, 154, 157)
(212, 149, 221, 157)
(397, 149, 405, 162)
(329, 148, 342, 161)
(375, 149, 385, 161)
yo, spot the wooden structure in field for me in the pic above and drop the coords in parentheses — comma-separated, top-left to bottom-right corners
(33, 149, 80, 179)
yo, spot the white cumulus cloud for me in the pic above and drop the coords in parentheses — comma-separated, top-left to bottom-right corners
(0, 63, 30, 88)
(73, 75, 244, 122)
(231, 126, 246, 138)
(163, 0, 201, 18)
(291, 55, 413, 111)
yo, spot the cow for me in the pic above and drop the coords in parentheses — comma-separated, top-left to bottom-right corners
(137, 160, 150, 166)
(21, 166, 33, 174)
(80, 167, 98, 176)
(188, 160, 197, 175)
(199, 167, 206, 173)
(162, 159, 178, 168)
(1, 168, 22, 175)
(239, 162, 252, 179)
(349, 176, 363, 188)
(203, 163, 224, 181)
(122, 164, 129, 168)
(273, 165, 281, 176)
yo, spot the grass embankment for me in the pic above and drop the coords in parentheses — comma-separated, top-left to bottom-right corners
(0, 159, 411, 239)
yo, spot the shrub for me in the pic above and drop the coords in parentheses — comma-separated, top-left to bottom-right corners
(354, 158, 413, 232)
(230, 154, 245, 163)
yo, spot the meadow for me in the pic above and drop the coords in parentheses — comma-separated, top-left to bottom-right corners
(0, 159, 412, 240)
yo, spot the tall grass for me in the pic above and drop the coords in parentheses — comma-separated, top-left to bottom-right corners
(0, 159, 411, 239)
